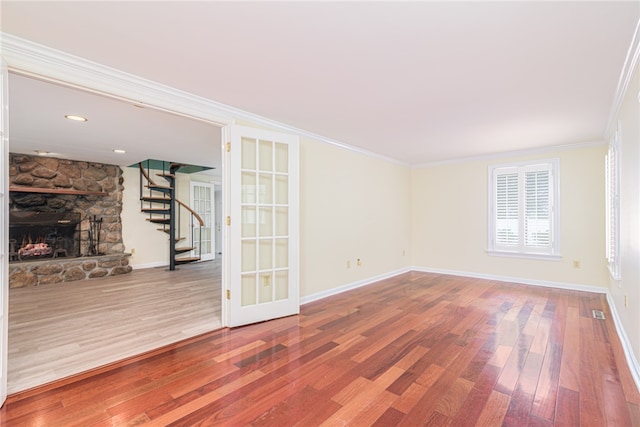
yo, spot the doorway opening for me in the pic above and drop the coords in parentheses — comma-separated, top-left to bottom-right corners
(6, 72, 225, 393)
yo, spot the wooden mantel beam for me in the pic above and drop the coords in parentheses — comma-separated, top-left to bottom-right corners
(9, 186, 108, 196)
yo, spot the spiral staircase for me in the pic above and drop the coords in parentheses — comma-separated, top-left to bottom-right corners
(136, 159, 212, 270)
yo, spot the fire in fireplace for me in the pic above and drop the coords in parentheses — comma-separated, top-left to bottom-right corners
(9, 212, 81, 262)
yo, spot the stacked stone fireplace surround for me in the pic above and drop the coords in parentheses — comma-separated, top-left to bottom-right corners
(8, 154, 132, 288)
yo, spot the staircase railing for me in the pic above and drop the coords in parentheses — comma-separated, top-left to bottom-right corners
(138, 162, 204, 269)
(176, 198, 205, 260)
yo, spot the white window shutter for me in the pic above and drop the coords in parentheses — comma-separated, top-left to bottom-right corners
(524, 167, 551, 248)
(606, 124, 621, 279)
(495, 171, 519, 246)
(489, 159, 559, 257)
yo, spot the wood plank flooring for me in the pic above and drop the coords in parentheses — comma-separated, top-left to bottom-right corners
(7, 259, 221, 394)
(2, 271, 640, 426)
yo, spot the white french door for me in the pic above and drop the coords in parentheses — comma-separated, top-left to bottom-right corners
(190, 181, 215, 261)
(228, 125, 299, 327)
(0, 59, 10, 405)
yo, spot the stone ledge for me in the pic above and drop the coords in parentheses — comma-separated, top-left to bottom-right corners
(9, 254, 132, 288)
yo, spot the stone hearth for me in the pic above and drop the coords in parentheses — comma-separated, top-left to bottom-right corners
(9, 254, 132, 288)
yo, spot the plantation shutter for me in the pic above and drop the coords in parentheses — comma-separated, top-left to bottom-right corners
(495, 169, 519, 246)
(524, 166, 551, 248)
(606, 124, 621, 279)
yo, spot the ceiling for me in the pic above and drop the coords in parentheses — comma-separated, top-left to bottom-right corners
(8, 74, 222, 171)
(2, 1, 638, 167)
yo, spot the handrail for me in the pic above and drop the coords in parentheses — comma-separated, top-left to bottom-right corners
(176, 198, 204, 226)
(138, 163, 157, 186)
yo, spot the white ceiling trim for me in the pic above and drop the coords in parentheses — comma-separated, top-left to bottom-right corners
(605, 19, 640, 138)
(0, 32, 230, 127)
(0, 33, 408, 167)
(412, 139, 606, 169)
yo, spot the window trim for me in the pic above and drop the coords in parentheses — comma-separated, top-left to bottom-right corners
(487, 158, 560, 259)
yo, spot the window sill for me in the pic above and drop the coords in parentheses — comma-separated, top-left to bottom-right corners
(608, 265, 621, 281)
(486, 250, 561, 261)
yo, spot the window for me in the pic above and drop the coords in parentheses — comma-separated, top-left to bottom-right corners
(605, 124, 621, 280)
(488, 159, 559, 258)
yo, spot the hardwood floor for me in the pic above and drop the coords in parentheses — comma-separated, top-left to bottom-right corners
(7, 259, 221, 394)
(2, 271, 639, 426)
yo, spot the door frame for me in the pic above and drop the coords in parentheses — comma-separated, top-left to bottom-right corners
(0, 35, 302, 389)
(0, 36, 240, 399)
(0, 57, 10, 406)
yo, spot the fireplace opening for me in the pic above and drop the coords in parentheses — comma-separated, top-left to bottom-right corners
(9, 212, 81, 263)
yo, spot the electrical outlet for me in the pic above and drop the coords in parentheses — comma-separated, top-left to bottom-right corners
(346, 260, 351, 269)
(357, 258, 362, 267)
(625, 295, 629, 308)
(573, 260, 580, 269)
(131, 248, 135, 254)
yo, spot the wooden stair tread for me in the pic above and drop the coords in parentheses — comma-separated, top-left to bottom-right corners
(155, 229, 186, 241)
(141, 208, 170, 214)
(175, 257, 201, 264)
(146, 218, 170, 224)
(156, 173, 176, 178)
(175, 246, 195, 253)
(140, 196, 171, 203)
(146, 184, 172, 191)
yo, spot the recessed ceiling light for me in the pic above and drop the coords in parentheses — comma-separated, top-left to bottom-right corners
(34, 150, 50, 156)
(65, 114, 88, 122)
(113, 149, 126, 154)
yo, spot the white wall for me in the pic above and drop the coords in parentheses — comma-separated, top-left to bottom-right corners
(411, 145, 609, 288)
(609, 63, 640, 360)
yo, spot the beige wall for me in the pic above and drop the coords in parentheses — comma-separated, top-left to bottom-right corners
(235, 121, 413, 299)
(299, 136, 412, 298)
(121, 167, 169, 267)
(411, 145, 609, 288)
(609, 64, 640, 359)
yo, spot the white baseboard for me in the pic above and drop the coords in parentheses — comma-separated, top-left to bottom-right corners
(130, 261, 168, 270)
(606, 292, 640, 393)
(300, 267, 412, 305)
(411, 266, 608, 294)
(412, 265, 640, 393)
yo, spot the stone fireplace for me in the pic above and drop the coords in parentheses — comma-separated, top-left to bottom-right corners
(8, 154, 132, 288)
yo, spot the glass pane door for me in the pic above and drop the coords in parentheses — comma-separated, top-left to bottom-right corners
(190, 182, 215, 261)
(229, 125, 298, 327)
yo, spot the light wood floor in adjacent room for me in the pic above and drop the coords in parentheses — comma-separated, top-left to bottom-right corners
(2, 271, 639, 425)
(7, 259, 222, 394)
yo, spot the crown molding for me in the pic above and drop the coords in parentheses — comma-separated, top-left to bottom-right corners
(605, 18, 640, 137)
(411, 139, 606, 169)
(0, 33, 232, 127)
(0, 32, 408, 167)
